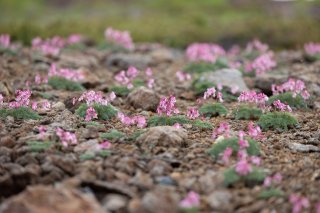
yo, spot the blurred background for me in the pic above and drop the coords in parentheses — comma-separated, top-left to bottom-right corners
(0, 0, 319, 49)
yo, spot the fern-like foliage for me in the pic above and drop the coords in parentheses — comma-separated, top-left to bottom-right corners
(110, 86, 131, 96)
(232, 105, 262, 120)
(27, 141, 53, 152)
(224, 167, 266, 186)
(184, 59, 228, 74)
(208, 137, 260, 158)
(75, 103, 118, 120)
(258, 188, 284, 199)
(268, 92, 307, 109)
(192, 120, 213, 129)
(147, 115, 191, 127)
(48, 76, 85, 91)
(257, 112, 298, 131)
(0, 107, 41, 120)
(199, 103, 228, 117)
(100, 129, 125, 141)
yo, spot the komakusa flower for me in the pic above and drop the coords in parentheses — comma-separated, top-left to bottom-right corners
(245, 52, 276, 75)
(273, 100, 292, 112)
(304, 42, 320, 56)
(222, 147, 233, 164)
(179, 191, 200, 209)
(85, 107, 98, 121)
(104, 27, 134, 50)
(186, 107, 200, 120)
(56, 128, 77, 147)
(235, 159, 252, 176)
(289, 194, 310, 213)
(157, 95, 179, 116)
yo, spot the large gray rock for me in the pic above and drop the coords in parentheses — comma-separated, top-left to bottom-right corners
(207, 190, 233, 211)
(127, 87, 160, 111)
(199, 69, 249, 92)
(137, 126, 188, 151)
(288, 142, 320, 152)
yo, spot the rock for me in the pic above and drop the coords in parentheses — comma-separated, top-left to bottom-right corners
(198, 170, 224, 194)
(254, 70, 289, 95)
(154, 176, 177, 186)
(148, 159, 173, 176)
(59, 51, 99, 68)
(105, 53, 152, 70)
(131, 187, 179, 213)
(129, 170, 153, 189)
(198, 68, 249, 92)
(0, 136, 14, 148)
(150, 48, 177, 63)
(288, 142, 320, 152)
(127, 87, 160, 111)
(0, 185, 104, 213)
(52, 102, 66, 111)
(207, 190, 233, 211)
(102, 194, 128, 212)
(137, 126, 188, 151)
(74, 139, 99, 154)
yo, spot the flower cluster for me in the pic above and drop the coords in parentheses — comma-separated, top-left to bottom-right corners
(186, 107, 200, 119)
(117, 112, 146, 128)
(272, 79, 310, 100)
(37, 125, 47, 140)
(176, 71, 191, 82)
(247, 121, 263, 140)
(49, 64, 84, 81)
(77, 90, 116, 106)
(245, 39, 269, 53)
(289, 194, 310, 213)
(104, 27, 134, 50)
(186, 43, 225, 63)
(212, 122, 230, 139)
(304, 42, 320, 56)
(245, 52, 276, 75)
(179, 191, 200, 210)
(0, 34, 10, 49)
(98, 140, 112, 150)
(32, 34, 82, 56)
(273, 100, 292, 112)
(263, 173, 282, 187)
(114, 66, 139, 89)
(145, 67, 155, 89)
(203, 87, 223, 102)
(85, 107, 98, 121)
(157, 95, 179, 116)
(0, 93, 4, 105)
(34, 74, 48, 85)
(31, 100, 51, 111)
(9, 90, 32, 108)
(56, 128, 77, 147)
(238, 91, 268, 108)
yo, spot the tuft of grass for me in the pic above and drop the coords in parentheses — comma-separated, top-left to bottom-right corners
(0, 107, 41, 120)
(199, 103, 228, 117)
(110, 86, 131, 97)
(147, 115, 191, 127)
(79, 150, 111, 161)
(268, 92, 307, 109)
(192, 120, 213, 129)
(184, 59, 228, 74)
(224, 167, 266, 186)
(258, 188, 284, 199)
(257, 112, 298, 131)
(208, 137, 260, 158)
(127, 130, 147, 141)
(97, 42, 127, 52)
(75, 103, 118, 120)
(27, 141, 53, 152)
(48, 77, 85, 91)
(100, 129, 125, 141)
(232, 105, 262, 120)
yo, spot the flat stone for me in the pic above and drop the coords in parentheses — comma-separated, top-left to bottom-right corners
(127, 87, 160, 111)
(288, 142, 320, 152)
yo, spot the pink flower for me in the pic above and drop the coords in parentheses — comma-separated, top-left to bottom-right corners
(173, 123, 181, 129)
(222, 147, 233, 164)
(237, 149, 248, 160)
(238, 91, 268, 108)
(273, 100, 292, 112)
(9, 89, 32, 108)
(157, 95, 179, 116)
(235, 159, 252, 176)
(98, 140, 112, 150)
(187, 107, 200, 120)
(179, 191, 200, 209)
(145, 67, 153, 77)
(231, 85, 239, 94)
(245, 52, 276, 75)
(212, 122, 230, 139)
(263, 176, 272, 187)
(0, 34, 10, 48)
(248, 122, 263, 140)
(41, 100, 51, 110)
(250, 156, 261, 166)
(176, 71, 191, 82)
(147, 78, 155, 89)
(0, 93, 3, 105)
(186, 43, 225, 63)
(115, 66, 140, 89)
(105, 27, 134, 50)
(133, 115, 147, 128)
(264, 173, 283, 187)
(272, 79, 310, 100)
(304, 42, 320, 55)
(316, 202, 320, 213)
(245, 39, 269, 53)
(289, 194, 310, 213)
(56, 128, 77, 147)
(32, 36, 64, 56)
(38, 125, 47, 139)
(31, 102, 38, 110)
(48, 64, 84, 81)
(67, 34, 82, 44)
(85, 107, 98, 121)
(78, 90, 114, 106)
(203, 87, 216, 100)
(273, 173, 282, 183)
